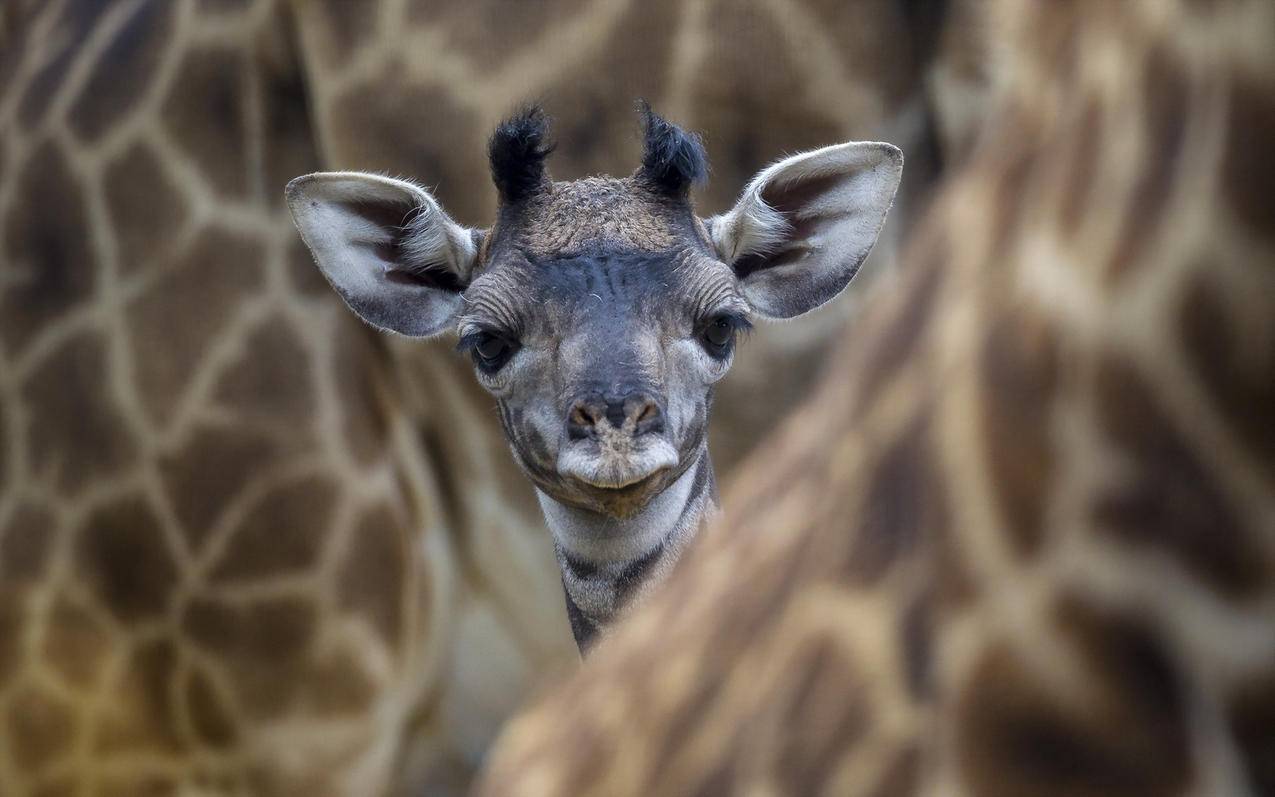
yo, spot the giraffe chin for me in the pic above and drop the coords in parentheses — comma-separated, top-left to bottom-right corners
(555, 440, 680, 515)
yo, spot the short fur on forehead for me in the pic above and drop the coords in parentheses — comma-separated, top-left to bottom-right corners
(636, 101, 708, 196)
(489, 105, 554, 203)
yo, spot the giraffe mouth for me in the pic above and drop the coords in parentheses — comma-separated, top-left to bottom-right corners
(557, 438, 679, 491)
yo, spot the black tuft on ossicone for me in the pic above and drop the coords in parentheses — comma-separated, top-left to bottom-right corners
(489, 105, 555, 203)
(636, 100, 708, 196)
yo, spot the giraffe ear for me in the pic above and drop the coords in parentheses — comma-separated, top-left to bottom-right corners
(706, 142, 902, 320)
(285, 172, 482, 338)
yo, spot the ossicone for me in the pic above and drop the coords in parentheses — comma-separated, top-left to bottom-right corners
(489, 105, 555, 203)
(635, 100, 708, 196)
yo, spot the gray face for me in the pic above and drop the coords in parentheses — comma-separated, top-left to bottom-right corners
(458, 241, 748, 517)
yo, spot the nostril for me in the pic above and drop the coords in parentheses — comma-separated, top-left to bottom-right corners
(635, 403, 658, 424)
(632, 399, 664, 436)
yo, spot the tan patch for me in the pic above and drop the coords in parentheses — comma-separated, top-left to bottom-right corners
(1, 141, 96, 359)
(184, 664, 236, 749)
(864, 743, 921, 797)
(1058, 98, 1102, 238)
(91, 774, 178, 797)
(40, 592, 112, 690)
(95, 638, 185, 755)
(979, 309, 1060, 557)
(104, 142, 189, 276)
(207, 474, 337, 584)
(161, 47, 250, 198)
(1106, 42, 1188, 282)
(1092, 355, 1262, 599)
(956, 601, 1190, 797)
(5, 683, 75, 774)
(127, 226, 264, 427)
(213, 317, 317, 431)
(1178, 272, 1275, 477)
(1222, 71, 1275, 241)
(158, 424, 279, 551)
(67, 1, 173, 142)
(23, 332, 138, 497)
(327, 74, 488, 223)
(337, 504, 406, 650)
(845, 416, 946, 585)
(74, 494, 179, 625)
(0, 501, 55, 582)
(332, 330, 389, 466)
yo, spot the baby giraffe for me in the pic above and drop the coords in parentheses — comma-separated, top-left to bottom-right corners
(287, 106, 901, 650)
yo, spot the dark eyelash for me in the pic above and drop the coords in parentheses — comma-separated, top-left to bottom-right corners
(456, 328, 510, 353)
(703, 313, 753, 335)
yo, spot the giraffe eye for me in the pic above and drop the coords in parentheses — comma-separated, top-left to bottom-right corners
(699, 314, 750, 359)
(476, 335, 510, 361)
(704, 318, 733, 347)
(459, 330, 519, 373)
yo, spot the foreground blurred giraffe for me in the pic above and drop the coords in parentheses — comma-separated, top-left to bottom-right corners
(480, 0, 1275, 794)
(0, 0, 969, 793)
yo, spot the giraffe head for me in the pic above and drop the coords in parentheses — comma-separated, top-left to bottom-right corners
(287, 105, 901, 517)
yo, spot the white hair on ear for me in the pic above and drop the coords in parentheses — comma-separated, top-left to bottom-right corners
(710, 188, 790, 263)
(401, 199, 477, 279)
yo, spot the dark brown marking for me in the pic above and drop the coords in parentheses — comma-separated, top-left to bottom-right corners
(0, 589, 25, 687)
(1093, 355, 1262, 599)
(306, 0, 378, 69)
(298, 648, 376, 717)
(207, 474, 336, 584)
(23, 333, 138, 498)
(260, 4, 322, 199)
(16, 0, 110, 130)
(1222, 72, 1275, 241)
(68, 1, 173, 142)
(94, 638, 185, 755)
(74, 494, 179, 625)
(865, 743, 921, 797)
(185, 665, 237, 749)
(980, 309, 1060, 557)
(1, 142, 97, 358)
(104, 142, 189, 276)
(213, 317, 317, 431)
(337, 504, 406, 650)
(1106, 42, 1188, 281)
(161, 47, 250, 198)
(332, 330, 389, 466)
(287, 234, 330, 297)
(5, 685, 74, 773)
(956, 602, 1190, 797)
(845, 417, 946, 585)
(41, 592, 112, 689)
(158, 425, 279, 551)
(1227, 672, 1275, 795)
(0, 501, 55, 582)
(127, 227, 264, 427)
(1059, 98, 1102, 237)
(1179, 272, 1275, 477)
(900, 593, 933, 700)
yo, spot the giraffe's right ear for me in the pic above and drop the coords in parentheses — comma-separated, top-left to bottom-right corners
(285, 172, 482, 338)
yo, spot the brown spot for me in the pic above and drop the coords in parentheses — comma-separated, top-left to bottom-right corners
(337, 505, 405, 649)
(1179, 273, 1275, 477)
(304, 0, 378, 70)
(900, 594, 933, 700)
(158, 425, 278, 551)
(1223, 72, 1275, 240)
(773, 635, 871, 790)
(980, 309, 1060, 557)
(0, 588, 26, 686)
(987, 137, 1036, 262)
(23, 333, 137, 497)
(127, 226, 264, 427)
(75, 494, 179, 625)
(1, 141, 96, 358)
(408, 0, 590, 76)
(259, 6, 321, 198)
(0, 502, 55, 581)
(1093, 356, 1262, 599)
(161, 47, 250, 198)
(67, 1, 173, 142)
(1227, 672, 1275, 795)
(298, 647, 376, 717)
(183, 596, 317, 719)
(5, 684, 74, 773)
(197, 0, 254, 12)
(213, 317, 316, 431)
(845, 417, 946, 585)
(328, 75, 487, 223)
(286, 235, 329, 296)
(104, 142, 189, 276)
(332, 330, 389, 465)
(1059, 98, 1102, 237)
(40, 592, 112, 689)
(208, 474, 336, 584)
(1106, 43, 1188, 281)
(956, 602, 1190, 797)
(185, 665, 236, 749)
(865, 743, 921, 797)
(92, 775, 178, 797)
(95, 638, 185, 755)
(16, 0, 110, 130)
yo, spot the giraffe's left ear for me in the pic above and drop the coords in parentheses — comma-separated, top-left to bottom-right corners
(286, 172, 482, 338)
(706, 142, 902, 320)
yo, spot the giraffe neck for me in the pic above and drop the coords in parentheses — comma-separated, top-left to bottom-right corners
(536, 443, 717, 651)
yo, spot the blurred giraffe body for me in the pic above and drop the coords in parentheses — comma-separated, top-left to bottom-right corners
(480, 0, 1275, 794)
(0, 0, 966, 793)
